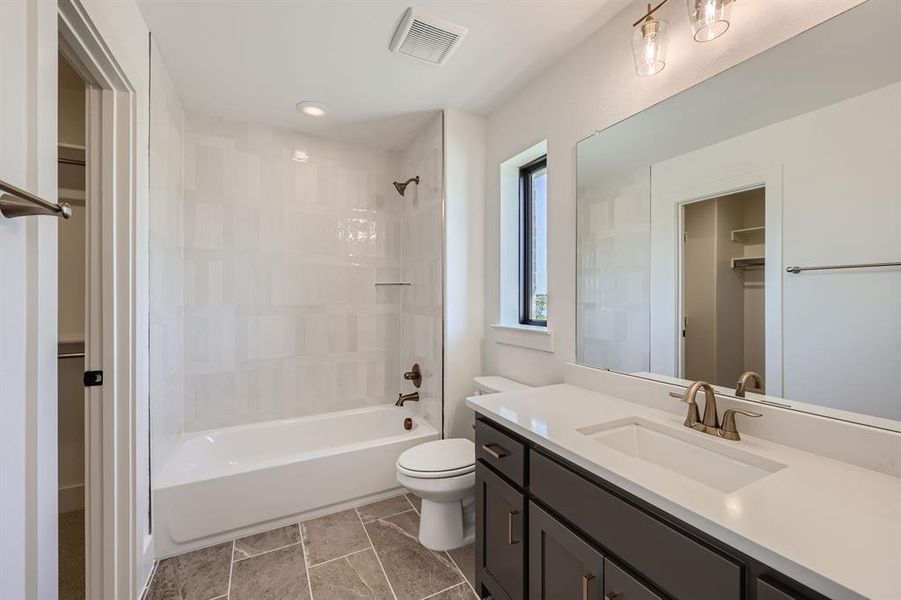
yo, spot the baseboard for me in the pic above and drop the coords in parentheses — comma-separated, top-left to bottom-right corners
(59, 483, 85, 513)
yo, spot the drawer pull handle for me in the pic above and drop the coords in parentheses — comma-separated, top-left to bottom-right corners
(581, 574, 595, 600)
(604, 593, 618, 600)
(507, 511, 520, 545)
(482, 443, 508, 460)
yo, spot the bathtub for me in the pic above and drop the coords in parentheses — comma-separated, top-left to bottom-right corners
(153, 404, 439, 556)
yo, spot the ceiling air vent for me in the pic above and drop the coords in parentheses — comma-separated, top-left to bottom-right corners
(389, 8, 468, 65)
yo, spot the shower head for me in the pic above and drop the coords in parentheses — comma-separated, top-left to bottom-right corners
(393, 176, 420, 196)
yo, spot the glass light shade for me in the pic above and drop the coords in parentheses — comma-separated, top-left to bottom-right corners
(632, 17, 669, 77)
(687, 0, 732, 42)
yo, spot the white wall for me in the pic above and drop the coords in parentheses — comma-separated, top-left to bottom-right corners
(483, 0, 864, 385)
(443, 109, 486, 440)
(652, 82, 901, 420)
(182, 114, 405, 431)
(149, 40, 185, 477)
(399, 114, 445, 432)
(0, 1, 58, 597)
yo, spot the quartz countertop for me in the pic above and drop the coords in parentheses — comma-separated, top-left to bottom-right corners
(466, 384, 901, 600)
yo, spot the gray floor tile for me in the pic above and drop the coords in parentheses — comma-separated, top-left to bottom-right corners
(308, 549, 393, 599)
(301, 509, 371, 566)
(404, 493, 422, 513)
(448, 543, 476, 591)
(427, 583, 477, 599)
(357, 496, 414, 523)
(365, 511, 462, 600)
(234, 524, 300, 560)
(230, 544, 310, 600)
(145, 542, 232, 600)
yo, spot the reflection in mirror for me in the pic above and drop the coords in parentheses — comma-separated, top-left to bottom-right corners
(576, 1, 901, 428)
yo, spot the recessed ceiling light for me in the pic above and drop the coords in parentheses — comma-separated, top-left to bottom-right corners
(296, 101, 327, 117)
(291, 148, 310, 163)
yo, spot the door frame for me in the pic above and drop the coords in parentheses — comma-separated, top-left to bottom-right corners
(59, 1, 143, 598)
(651, 164, 784, 397)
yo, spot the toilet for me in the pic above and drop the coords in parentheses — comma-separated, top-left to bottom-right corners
(397, 376, 529, 551)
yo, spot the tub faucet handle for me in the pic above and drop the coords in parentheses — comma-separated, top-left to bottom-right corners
(403, 363, 422, 388)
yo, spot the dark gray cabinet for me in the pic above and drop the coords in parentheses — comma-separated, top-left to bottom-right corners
(474, 416, 825, 600)
(476, 462, 525, 600)
(529, 502, 604, 600)
(605, 559, 663, 600)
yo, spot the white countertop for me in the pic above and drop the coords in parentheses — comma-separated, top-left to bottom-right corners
(466, 384, 901, 600)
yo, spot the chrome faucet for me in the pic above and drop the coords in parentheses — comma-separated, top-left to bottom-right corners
(395, 391, 419, 406)
(670, 381, 762, 441)
(735, 371, 763, 397)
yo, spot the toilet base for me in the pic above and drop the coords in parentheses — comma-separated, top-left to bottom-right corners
(418, 494, 475, 551)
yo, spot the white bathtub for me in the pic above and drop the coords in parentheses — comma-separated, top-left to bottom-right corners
(153, 404, 439, 556)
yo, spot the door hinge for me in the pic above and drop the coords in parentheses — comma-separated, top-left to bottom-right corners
(83, 370, 103, 387)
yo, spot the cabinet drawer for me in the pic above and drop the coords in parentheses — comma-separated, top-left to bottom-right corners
(476, 418, 526, 487)
(530, 451, 741, 600)
(476, 462, 526, 600)
(529, 502, 604, 600)
(757, 578, 805, 600)
(605, 559, 664, 600)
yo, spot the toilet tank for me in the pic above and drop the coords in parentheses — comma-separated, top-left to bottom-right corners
(472, 376, 530, 396)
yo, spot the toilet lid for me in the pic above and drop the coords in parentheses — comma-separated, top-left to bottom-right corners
(397, 439, 475, 478)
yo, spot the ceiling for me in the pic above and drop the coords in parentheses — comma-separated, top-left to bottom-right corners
(137, 0, 627, 150)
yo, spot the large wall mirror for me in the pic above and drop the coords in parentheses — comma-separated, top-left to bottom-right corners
(576, 0, 900, 430)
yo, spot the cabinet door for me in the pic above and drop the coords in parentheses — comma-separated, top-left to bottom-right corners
(529, 502, 605, 600)
(476, 463, 525, 600)
(604, 559, 664, 600)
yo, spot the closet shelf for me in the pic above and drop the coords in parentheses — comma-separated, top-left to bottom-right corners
(731, 226, 765, 245)
(732, 256, 765, 270)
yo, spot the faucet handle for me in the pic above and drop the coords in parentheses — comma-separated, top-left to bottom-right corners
(670, 390, 701, 428)
(720, 408, 762, 441)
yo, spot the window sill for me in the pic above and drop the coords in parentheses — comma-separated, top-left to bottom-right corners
(491, 323, 555, 353)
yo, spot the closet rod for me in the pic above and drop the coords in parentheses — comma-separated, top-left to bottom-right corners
(0, 179, 72, 219)
(58, 352, 85, 360)
(786, 261, 901, 274)
(58, 157, 86, 166)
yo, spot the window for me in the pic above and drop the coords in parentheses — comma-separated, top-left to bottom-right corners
(519, 156, 548, 326)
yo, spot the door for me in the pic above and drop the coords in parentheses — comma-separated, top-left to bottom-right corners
(476, 463, 525, 600)
(0, 1, 60, 598)
(529, 502, 605, 600)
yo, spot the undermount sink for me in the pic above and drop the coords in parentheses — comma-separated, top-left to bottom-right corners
(577, 417, 786, 493)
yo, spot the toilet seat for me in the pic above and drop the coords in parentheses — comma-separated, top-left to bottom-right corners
(397, 438, 474, 479)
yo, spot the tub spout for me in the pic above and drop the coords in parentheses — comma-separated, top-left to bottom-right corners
(396, 391, 419, 406)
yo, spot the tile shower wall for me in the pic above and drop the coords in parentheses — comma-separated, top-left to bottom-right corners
(576, 168, 651, 374)
(182, 114, 406, 431)
(149, 42, 186, 471)
(399, 114, 444, 432)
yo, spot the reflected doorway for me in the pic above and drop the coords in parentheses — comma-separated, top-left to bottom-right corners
(680, 188, 766, 391)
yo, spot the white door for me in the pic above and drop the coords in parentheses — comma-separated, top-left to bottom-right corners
(0, 1, 61, 598)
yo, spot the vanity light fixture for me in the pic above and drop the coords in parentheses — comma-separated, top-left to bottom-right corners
(632, 1, 670, 77)
(687, 0, 733, 42)
(295, 101, 327, 117)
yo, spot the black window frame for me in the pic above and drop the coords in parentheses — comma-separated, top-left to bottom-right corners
(519, 155, 548, 327)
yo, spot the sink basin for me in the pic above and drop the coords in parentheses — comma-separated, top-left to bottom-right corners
(577, 417, 786, 493)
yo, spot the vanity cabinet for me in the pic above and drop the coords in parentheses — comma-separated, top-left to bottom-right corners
(474, 416, 828, 600)
(476, 461, 526, 600)
(528, 502, 605, 600)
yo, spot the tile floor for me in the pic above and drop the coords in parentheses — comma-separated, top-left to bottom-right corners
(143, 493, 476, 600)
